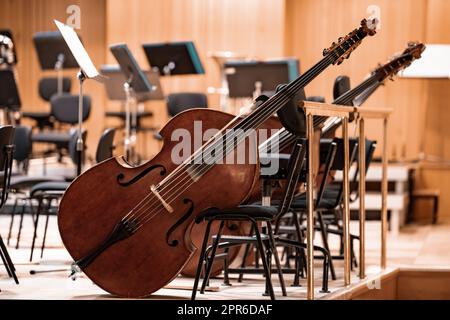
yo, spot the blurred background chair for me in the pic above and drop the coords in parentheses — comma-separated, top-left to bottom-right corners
(28, 128, 115, 261)
(0, 125, 19, 285)
(22, 77, 72, 131)
(31, 93, 91, 173)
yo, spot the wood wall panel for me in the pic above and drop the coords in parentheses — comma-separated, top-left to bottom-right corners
(285, 0, 450, 220)
(0, 0, 107, 156)
(105, 0, 286, 156)
(284, 0, 428, 161)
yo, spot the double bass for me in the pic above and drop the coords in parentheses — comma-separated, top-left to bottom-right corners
(58, 19, 376, 297)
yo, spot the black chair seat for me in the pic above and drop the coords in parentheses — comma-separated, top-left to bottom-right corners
(105, 111, 153, 119)
(212, 234, 269, 242)
(30, 181, 70, 196)
(196, 205, 278, 223)
(265, 184, 341, 211)
(9, 175, 66, 190)
(22, 111, 51, 121)
(291, 191, 338, 210)
(32, 131, 71, 144)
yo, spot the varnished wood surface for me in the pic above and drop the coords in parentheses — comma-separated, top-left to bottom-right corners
(58, 109, 259, 297)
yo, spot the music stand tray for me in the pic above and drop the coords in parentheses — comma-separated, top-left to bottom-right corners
(33, 31, 80, 70)
(109, 43, 154, 162)
(142, 41, 205, 76)
(225, 59, 299, 98)
(101, 65, 164, 102)
(0, 68, 21, 111)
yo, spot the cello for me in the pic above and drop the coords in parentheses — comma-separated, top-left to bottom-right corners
(58, 19, 376, 297)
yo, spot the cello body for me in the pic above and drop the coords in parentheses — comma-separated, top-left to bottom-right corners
(58, 109, 259, 297)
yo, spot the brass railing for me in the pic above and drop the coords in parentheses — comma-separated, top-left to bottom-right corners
(301, 101, 392, 300)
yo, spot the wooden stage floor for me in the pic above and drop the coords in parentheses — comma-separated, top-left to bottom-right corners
(1, 212, 449, 300)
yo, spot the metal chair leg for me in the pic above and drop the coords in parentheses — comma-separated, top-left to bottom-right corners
(292, 248, 301, 286)
(0, 241, 13, 277)
(267, 223, 287, 296)
(0, 234, 19, 284)
(29, 198, 42, 262)
(15, 201, 26, 249)
(253, 221, 275, 300)
(238, 224, 254, 283)
(200, 221, 225, 294)
(317, 211, 336, 280)
(40, 199, 52, 258)
(7, 198, 18, 245)
(222, 248, 231, 286)
(320, 249, 330, 293)
(293, 212, 307, 276)
(191, 220, 213, 300)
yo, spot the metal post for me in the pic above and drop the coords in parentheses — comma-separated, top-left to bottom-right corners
(358, 116, 366, 279)
(76, 71, 86, 176)
(123, 82, 133, 162)
(342, 116, 351, 286)
(381, 117, 388, 269)
(306, 113, 315, 300)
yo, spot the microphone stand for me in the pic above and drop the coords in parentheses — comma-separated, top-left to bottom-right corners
(55, 53, 65, 96)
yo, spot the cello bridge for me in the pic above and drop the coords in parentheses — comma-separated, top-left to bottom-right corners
(150, 185, 174, 213)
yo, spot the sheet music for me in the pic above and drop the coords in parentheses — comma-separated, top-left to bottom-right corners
(54, 20, 103, 81)
(399, 44, 450, 79)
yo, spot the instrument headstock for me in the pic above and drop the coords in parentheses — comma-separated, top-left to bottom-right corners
(373, 42, 426, 81)
(323, 18, 378, 65)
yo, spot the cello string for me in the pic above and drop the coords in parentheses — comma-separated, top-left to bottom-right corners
(126, 35, 368, 226)
(124, 55, 336, 224)
(123, 55, 334, 224)
(128, 44, 365, 227)
(131, 47, 408, 227)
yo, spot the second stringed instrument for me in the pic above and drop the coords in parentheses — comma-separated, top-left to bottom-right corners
(58, 19, 376, 297)
(261, 41, 426, 155)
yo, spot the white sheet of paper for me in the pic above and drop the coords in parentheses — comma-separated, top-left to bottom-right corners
(54, 20, 100, 80)
(399, 44, 450, 79)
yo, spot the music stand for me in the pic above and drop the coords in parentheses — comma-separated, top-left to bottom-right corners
(142, 41, 205, 76)
(54, 20, 104, 176)
(109, 44, 153, 161)
(100, 65, 164, 101)
(225, 59, 299, 98)
(33, 30, 80, 95)
(0, 29, 18, 65)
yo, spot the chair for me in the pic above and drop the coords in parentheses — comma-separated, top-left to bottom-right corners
(31, 93, 91, 173)
(6, 127, 84, 250)
(0, 125, 19, 284)
(22, 77, 72, 130)
(154, 93, 208, 141)
(167, 93, 208, 117)
(277, 138, 360, 275)
(31, 93, 91, 154)
(333, 75, 351, 100)
(28, 128, 115, 261)
(306, 139, 377, 267)
(192, 139, 311, 300)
